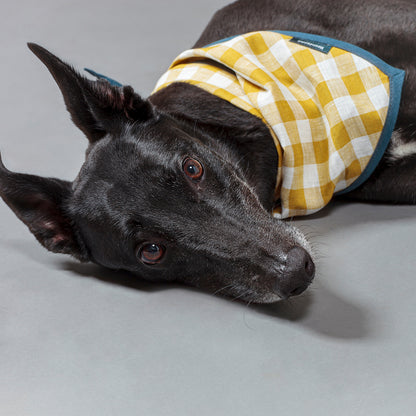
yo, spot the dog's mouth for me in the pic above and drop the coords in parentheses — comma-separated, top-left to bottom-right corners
(217, 279, 309, 304)
(225, 275, 313, 304)
(204, 236, 315, 304)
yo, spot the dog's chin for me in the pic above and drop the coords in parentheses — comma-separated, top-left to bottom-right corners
(233, 291, 283, 304)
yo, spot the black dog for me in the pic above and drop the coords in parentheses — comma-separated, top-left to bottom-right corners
(0, 0, 415, 303)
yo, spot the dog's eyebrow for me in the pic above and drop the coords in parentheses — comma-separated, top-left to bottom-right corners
(126, 219, 143, 230)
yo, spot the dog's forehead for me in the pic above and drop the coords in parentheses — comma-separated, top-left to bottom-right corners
(72, 114, 232, 204)
(75, 125, 181, 187)
(70, 122, 211, 221)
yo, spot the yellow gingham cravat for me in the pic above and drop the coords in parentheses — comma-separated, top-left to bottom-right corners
(153, 31, 405, 218)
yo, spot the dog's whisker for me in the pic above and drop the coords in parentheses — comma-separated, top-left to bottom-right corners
(230, 287, 254, 302)
(242, 300, 255, 330)
(211, 283, 235, 296)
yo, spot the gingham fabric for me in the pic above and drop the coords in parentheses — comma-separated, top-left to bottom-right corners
(153, 31, 404, 218)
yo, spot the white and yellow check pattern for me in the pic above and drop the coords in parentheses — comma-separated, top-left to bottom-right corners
(153, 31, 391, 218)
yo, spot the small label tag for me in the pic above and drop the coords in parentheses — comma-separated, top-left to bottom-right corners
(290, 37, 332, 54)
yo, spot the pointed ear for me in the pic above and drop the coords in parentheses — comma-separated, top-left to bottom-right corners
(0, 153, 88, 261)
(27, 43, 154, 143)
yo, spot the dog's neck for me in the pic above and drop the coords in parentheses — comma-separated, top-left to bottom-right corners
(149, 82, 278, 212)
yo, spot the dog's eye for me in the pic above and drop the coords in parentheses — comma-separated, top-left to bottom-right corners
(182, 157, 204, 181)
(138, 243, 165, 265)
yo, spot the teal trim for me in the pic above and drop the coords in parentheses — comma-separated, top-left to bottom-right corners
(84, 68, 123, 87)
(336, 69, 405, 195)
(204, 31, 406, 194)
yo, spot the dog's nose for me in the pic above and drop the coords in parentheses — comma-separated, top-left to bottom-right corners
(275, 246, 315, 299)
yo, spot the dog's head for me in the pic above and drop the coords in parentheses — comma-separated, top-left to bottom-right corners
(0, 44, 315, 303)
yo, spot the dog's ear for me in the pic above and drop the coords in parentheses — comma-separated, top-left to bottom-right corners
(0, 153, 88, 261)
(27, 43, 154, 143)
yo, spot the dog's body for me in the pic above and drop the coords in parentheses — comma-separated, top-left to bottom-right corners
(0, 0, 415, 303)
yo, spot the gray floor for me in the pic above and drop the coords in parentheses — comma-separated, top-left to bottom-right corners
(1, 1, 416, 415)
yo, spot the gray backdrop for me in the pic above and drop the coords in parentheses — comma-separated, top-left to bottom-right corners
(1, 0, 415, 415)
